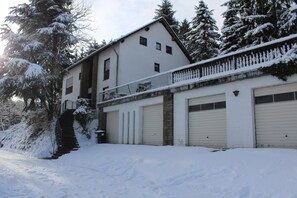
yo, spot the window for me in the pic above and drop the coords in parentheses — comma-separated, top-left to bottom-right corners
(255, 95, 273, 104)
(156, 42, 161, 51)
(274, 92, 294, 102)
(79, 73, 81, 80)
(104, 58, 110, 80)
(139, 36, 147, 46)
(65, 77, 73, 95)
(188, 101, 226, 112)
(166, 45, 172, 54)
(154, 63, 160, 72)
(255, 91, 296, 105)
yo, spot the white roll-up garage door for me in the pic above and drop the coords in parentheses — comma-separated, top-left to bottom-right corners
(106, 111, 119, 144)
(254, 83, 297, 148)
(142, 104, 163, 146)
(188, 94, 227, 148)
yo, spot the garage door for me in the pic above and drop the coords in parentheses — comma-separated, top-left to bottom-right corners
(254, 83, 297, 148)
(188, 94, 227, 148)
(142, 104, 163, 146)
(106, 111, 119, 143)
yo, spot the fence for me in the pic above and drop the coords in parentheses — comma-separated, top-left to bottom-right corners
(98, 34, 297, 103)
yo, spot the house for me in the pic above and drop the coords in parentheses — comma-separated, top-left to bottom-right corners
(97, 34, 297, 148)
(61, 17, 192, 111)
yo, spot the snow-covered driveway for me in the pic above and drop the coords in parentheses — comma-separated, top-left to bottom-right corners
(1, 145, 297, 198)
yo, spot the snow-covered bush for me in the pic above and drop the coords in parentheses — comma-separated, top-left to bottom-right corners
(25, 108, 51, 138)
(0, 100, 23, 131)
(0, 121, 56, 158)
(260, 44, 297, 81)
(73, 99, 93, 139)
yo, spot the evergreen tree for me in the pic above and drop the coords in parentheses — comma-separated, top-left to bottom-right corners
(0, 0, 90, 118)
(221, 0, 297, 51)
(73, 39, 105, 62)
(186, 1, 220, 62)
(243, 0, 277, 46)
(220, 0, 243, 54)
(154, 0, 179, 33)
(278, 1, 297, 36)
(178, 19, 191, 47)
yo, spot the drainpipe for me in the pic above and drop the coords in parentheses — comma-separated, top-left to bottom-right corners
(112, 46, 119, 87)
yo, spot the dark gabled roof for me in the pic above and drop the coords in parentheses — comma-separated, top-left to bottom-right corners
(66, 17, 192, 71)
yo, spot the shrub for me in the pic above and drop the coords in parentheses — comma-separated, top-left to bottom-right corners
(73, 99, 93, 139)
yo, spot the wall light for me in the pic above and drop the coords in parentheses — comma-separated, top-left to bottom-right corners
(233, 90, 240, 97)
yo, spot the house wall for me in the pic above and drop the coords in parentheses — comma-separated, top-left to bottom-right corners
(96, 45, 120, 103)
(174, 74, 297, 148)
(103, 96, 163, 144)
(61, 64, 81, 104)
(117, 22, 190, 85)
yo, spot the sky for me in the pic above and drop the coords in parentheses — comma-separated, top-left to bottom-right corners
(0, 0, 227, 53)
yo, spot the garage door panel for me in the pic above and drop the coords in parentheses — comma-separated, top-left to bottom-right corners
(106, 111, 119, 144)
(255, 83, 297, 148)
(143, 104, 163, 146)
(189, 94, 227, 148)
(254, 83, 297, 96)
(189, 94, 225, 106)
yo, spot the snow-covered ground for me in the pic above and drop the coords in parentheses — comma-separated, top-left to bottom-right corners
(1, 145, 297, 198)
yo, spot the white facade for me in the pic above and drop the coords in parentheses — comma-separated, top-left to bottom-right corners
(61, 64, 81, 104)
(96, 22, 190, 104)
(97, 46, 119, 94)
(103, 96, 163, 145)
(61, 18, 190, 106)
(174, 74, 297, 148)
(117, 22, 190, 85)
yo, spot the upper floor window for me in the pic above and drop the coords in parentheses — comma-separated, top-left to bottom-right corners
(166, 45, 172, 55)
(104, 58, 110, 80)
(79, 72, 81, 80)
(156, 42, 161, 51)
(140, 36, 147, 46)
(154, 63, 160, 72)
(65, 76, 73, 95)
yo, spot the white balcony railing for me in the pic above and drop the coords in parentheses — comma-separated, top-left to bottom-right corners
(98, 34, 297, 103)
(98, 71, 172, 102)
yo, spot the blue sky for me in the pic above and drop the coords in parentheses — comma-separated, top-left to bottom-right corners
(0, 0, 227, 52)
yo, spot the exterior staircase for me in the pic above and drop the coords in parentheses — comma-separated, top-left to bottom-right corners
(51, 110, 80, 159)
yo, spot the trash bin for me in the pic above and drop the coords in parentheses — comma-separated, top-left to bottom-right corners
(95, 130, 106, 144)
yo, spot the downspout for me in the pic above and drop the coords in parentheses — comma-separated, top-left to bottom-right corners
(112, 46, 119, 87)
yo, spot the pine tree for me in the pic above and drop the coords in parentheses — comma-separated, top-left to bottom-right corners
(0, 0, 90, 118)
(221, 0, 297, 51)
(220, 0, 243, 54)
(243, 0, 277, 46)
(186, 1, 220, 61)
(154, 0, 179, 33)
(278, 1, 297, 37)
(73, 39, 105, 62)
(178, 19, 191, 47)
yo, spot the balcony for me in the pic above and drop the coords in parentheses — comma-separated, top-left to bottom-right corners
(98, 71, 172, 102)
(98, 34, 297, 103)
